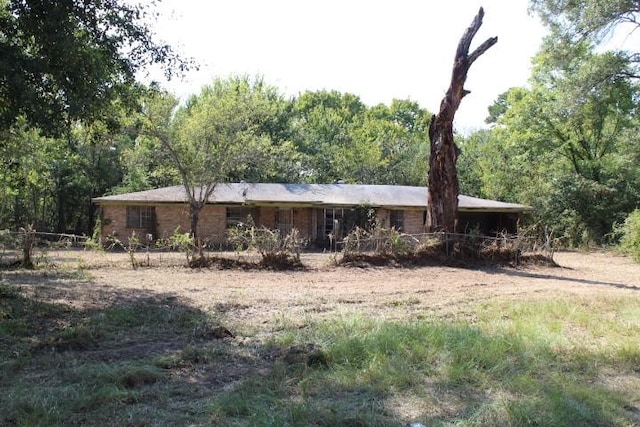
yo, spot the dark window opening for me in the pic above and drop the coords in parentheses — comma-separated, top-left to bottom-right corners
(390, 210, 404, 231)
(126, 206, 155, 229)
(226, 207, 252, 228)
(278, 208, 293, 234)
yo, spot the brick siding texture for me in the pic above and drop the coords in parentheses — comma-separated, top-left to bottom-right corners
(378, 209, 390, 228)
(374, 208, 425, 234)
(261, 207, 277, 229)
(100, 204, 426, 246)
(101, 204, 227, 244)
(403, 210, 426, 235)
(101, 205, 128, 239)
(293, 208, 312, 238)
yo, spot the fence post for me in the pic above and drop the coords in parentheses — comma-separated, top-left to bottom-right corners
(20, 225, 36, 268)
(445, 232, 450, 256)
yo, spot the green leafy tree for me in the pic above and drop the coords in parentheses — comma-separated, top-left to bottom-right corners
(477, 46, 640, 244)
(291, 92, 431, 185)
(530, 0, 640, 44)
(142, 76, 300, 239)
(618, 208, 640, 262)
(291, 90, 366, 183)
(114, 135, 179, 194)
(352, 99, 431, 185)
(0, 0, 191, 135)
(0, 116, 127, 233)
(0, 122, 54, 229)
(457, 130, 491, 198)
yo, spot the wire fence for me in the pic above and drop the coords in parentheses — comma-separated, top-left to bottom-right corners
(0, 229, 91, 266)
(337, 228, 555, 264)
(0, 226, 556, 268)
(340, 231, 521, 252)
(0, 229, 90, 247)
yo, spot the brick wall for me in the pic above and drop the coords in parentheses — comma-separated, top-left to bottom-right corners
(403, 210, 426, 234)
(370, 208, 425, 234)
(100, 203, 228, 244)
(100, 204, 128, 239)
(155, 205, 189, 238)
(260, 207, 277, 229)
(293, 208, 312, 239)
(100, 203, 316, 243)
(377, 208, 390, 228)
(99, 203, 428, 246)
(196, 205, 227, 243)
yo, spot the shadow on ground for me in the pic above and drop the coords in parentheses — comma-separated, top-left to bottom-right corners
(1, 268, 638, 426)
(488, 267, 640, 291)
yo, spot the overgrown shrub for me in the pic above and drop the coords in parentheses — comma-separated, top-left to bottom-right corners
(156, 227, 195, 263)
(84, 219, 103, 251)
(617, 209, 640, 262)
(227, 222, 306, 269)
(340, 226, 554, 267)
(343, 226, 413, 256)
(101, 231, 151, 269)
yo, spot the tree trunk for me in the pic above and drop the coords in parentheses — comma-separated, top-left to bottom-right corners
(189, 203, 201, 240)
(426, 7, 497, 232)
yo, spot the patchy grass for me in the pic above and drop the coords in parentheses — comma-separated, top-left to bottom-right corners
(0, 275, 242, 426)
(212, 299, 639, 426)
(0, 252, 639, 426)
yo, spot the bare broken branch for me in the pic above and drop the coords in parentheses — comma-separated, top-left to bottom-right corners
(426, 7, 497, 233)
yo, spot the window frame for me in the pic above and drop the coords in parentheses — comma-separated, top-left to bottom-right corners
(226, 206, 252, 228)
(126, 205, 155, 229)
(389, 210, 404, 231)
(277, 208, 294, 234)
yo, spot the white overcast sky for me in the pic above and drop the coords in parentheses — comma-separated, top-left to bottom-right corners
(149, 0, 547, 132)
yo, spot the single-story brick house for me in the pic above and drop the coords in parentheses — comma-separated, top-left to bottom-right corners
(92, 183, 531, 247)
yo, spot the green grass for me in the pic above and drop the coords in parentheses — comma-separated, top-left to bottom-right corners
(209, 299, 639, 426)
(203, 297, 640, 426)
(1, 278, 639, 426)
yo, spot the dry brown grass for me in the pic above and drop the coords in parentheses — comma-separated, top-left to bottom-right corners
(8, 248, 637, 327)
(2, 249, 639, 425)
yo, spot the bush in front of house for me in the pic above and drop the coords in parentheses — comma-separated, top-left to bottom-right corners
(339, 225, 556, 268)
(618, 208, 640, 263)
(224, 222, 306, 270)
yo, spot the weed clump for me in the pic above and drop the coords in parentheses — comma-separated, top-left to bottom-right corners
(617, 208, 640, 262)
(186, 222, 306, 270)
(339, 227, 556, 268)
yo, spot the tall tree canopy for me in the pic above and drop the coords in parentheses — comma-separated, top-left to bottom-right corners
(0, 115, 129, 233)
(291, 91, 430, 185)
(529, 0, 640, 81)
(141, 76, 299, 238)
(530, 0, 640, 43)
(465, 43, 640, 244)
(0, 0, 190, 135)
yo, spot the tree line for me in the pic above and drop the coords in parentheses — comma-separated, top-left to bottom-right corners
(0, 79, 433, 236)
(1, 0, 639, 247)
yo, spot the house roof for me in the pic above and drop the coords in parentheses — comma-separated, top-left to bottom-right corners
(93, 183, 531, 213)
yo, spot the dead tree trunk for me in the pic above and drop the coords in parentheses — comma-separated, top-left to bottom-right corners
(426, 7, 497, 232)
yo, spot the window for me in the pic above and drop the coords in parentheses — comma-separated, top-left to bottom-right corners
(126, 206, 155, 229)
(226, 207, 252, 228)
(324, 208, 344, 238)
(390, 210, 404, 231)
(277, 208, 293, 234)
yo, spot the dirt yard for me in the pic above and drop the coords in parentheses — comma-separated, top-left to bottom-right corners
(3, 249, 640, 425)
(15, 249, 640, 329)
